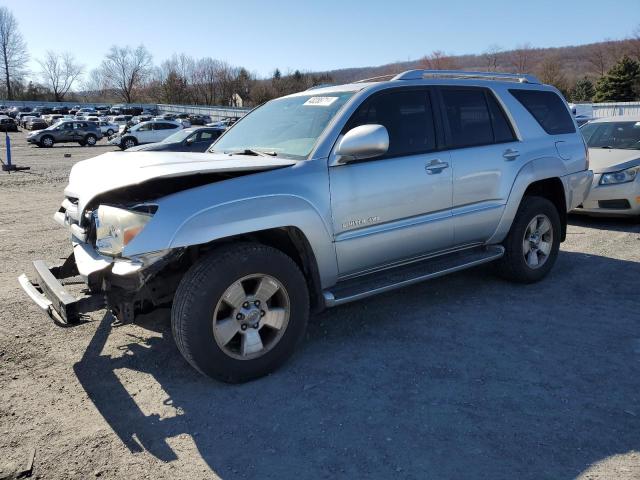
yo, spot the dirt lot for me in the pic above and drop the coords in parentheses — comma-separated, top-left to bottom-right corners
(0, 130, 639, 479)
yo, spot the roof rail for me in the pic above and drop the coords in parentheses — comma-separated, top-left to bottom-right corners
(391, 69, 541, 84)
(353, 74, 397, 84)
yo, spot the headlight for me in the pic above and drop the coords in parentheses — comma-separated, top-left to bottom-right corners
(94, 205, 156, 256)
(599, 167, 639, 185)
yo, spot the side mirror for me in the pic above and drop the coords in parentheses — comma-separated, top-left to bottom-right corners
(334, 124, 389, 164)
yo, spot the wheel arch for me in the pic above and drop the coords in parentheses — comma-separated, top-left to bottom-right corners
(487, 158, 570, 244)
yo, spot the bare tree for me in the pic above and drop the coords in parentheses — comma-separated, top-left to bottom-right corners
(419, 50, 457, 70)
(536, 55, 568, 94)
(99, 45, 152, 103)
(483, 44, 503, 71)
(38, 51, 83, 101)
(0, 7, 28, 100)
(509, 43, 535, 73)
(585, 40, 619, 76)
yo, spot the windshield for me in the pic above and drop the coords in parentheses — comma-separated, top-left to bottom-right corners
(162, 129, 192, 143)
(581, 121, 640, 150)
(211, 92, 354, 159)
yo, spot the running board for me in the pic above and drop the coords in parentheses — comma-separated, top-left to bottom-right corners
(323, 245, 504, 307)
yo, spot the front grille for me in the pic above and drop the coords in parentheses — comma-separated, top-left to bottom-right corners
(598, 199, 631, 210)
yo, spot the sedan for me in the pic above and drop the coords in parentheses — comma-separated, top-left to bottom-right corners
(576, 116, 640, 217)
(126, 126, 225, 152)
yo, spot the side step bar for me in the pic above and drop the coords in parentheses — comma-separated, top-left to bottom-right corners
(323, 245, 504, 307)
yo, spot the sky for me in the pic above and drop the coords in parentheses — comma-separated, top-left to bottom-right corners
(5, 0, 640, 80)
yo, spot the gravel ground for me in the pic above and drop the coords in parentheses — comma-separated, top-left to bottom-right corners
(0, 130, 639, 480)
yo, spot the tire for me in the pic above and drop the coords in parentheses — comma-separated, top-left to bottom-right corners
(106, 129, 114, 136)
(496, 196, 561, 283)
(39, 135, 54, 148)
(171, 243, 310, 383)
(122, 137, 137, 150)
(85, 134, 97, 146)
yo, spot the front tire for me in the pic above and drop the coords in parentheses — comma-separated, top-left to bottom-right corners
(496, 196, 561, 283)
(39, 135, 54, 148)
(171, 243, 310, 383)
(121, 137, 137, 150)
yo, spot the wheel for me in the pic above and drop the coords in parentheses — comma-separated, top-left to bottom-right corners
(39, 135, 54, 148)
(122, 137, 137, 150)
(106, 129, 114, 136)
(171, 243, 310, 383)
(85, 134, 97, 146)
(496, 196, 561, 283)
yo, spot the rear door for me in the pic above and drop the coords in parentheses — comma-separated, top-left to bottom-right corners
(153, 122, 180, 142)
(437, 87, 520, 245)
(329, 87, 454, 277)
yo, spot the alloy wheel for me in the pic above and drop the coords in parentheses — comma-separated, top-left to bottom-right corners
(522, 214, 553, 269)
(212, 274, 290, 360)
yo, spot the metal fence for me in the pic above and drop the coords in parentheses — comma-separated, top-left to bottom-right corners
(157, 104, 250, 121)
(572, 101, 640, 118)
(0, 99, 251, 121)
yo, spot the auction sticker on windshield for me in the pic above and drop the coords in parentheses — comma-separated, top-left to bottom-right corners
(304, 96, 339, 107)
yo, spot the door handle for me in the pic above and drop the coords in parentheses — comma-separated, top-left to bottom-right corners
(503, 148, 520, 161)
(425, 159, 449, 174)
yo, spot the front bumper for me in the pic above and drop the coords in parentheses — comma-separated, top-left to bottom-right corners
(573, 173, 640, 216)
(18, 258, 105, 325)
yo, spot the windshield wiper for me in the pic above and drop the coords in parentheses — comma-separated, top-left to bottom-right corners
(227, 148, 277, 157)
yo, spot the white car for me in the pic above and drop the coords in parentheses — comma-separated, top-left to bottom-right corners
(108, 120, 182, 150)
(95, 120, 119, 137)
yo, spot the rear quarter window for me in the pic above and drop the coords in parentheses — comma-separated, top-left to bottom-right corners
(509, 89, 575, 135)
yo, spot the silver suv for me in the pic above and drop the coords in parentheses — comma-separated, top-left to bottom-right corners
(20, 70, 593, 382)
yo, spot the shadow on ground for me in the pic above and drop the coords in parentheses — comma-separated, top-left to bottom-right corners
(73, 250, 640, 479)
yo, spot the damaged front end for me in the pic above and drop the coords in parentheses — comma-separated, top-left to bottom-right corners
(19, 194, 184, 326)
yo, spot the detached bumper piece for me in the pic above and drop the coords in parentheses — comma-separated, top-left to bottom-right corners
(18, 260, 105, 326)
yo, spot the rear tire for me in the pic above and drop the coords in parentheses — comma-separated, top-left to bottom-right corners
(171, 243, 310, 383)
(85, 134, 97, 146)
(106, 129, 114, 136)
(496, 196, 561, 283)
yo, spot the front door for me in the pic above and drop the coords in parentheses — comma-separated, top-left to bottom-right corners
(329, 88, 454, 278)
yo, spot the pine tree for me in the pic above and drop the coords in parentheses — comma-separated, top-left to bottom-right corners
(570, 77, 595, 102)
(593, 55, 640, 102)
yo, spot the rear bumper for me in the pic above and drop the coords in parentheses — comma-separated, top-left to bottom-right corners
(18, 259, 105, 325)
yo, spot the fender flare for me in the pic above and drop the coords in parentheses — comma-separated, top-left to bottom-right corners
(487, 157, 568, 244)
(129, 194, 339, 288)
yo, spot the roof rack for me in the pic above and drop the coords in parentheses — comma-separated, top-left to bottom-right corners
(353, 74, 398, 84)
(391, 69, 541, 84)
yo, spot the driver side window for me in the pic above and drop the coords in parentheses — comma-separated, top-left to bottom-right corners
(137, 123, 152, 131)
(345, 89, 437, 158)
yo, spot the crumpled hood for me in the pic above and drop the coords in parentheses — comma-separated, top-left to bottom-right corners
(588, 148, 640, 174)
(65, 151, 297, 213)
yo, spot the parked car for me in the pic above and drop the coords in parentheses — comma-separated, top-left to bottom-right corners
(575, 116, 640, 217)
(25, 117, 49, 131)
(52, 106, 69, 115)
(26, 120, 103, 147)
(126, 126, 225, 152)
(16, 111, 37, 122)
(45, 114, 64, 125)
(109, 120, 182, 149)
(69, 106, 81, 115)
(32, 106, 53, 116)
(77, 107, 96, 116)
(96, 120, 119, 137)
(7, 106, 31, 118)
(131, 115, 153, 124)
(188, 114, 212, 125)
(19, 69, 593, 383)
(0, 116, 18, 132)
(207, 116, 239, 128)
(19, 115, 37, 128)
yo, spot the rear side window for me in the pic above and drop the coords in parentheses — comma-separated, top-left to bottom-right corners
(486, 93, 516, 143)
(441, 88, 494, 148)
(347, 89, 437, 157)
(510, 89, 575, 135)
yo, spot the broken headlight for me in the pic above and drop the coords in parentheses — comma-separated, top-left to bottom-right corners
(94, 204, 156, 256)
